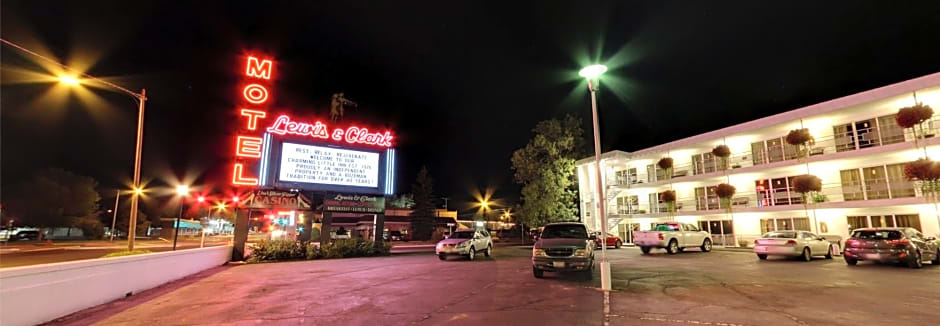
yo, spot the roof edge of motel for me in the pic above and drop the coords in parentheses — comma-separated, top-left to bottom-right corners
(577, 71, 940, 164)
(576, 150, 630, 165)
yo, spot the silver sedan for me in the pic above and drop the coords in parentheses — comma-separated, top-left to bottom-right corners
(753, 231, 836, 261)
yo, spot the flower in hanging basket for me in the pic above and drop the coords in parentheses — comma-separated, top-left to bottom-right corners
(711, 145, 731, 158)
(660, 190, 676, 203)
(715, 183, 736, 199)
(914, 103, 934, 122)
(785, 128, 814, 146)
(896, 103, 934, 129)
(903, 159, 940, 181)
(657, 157, 673, 170)
(791, 174, 822, 194)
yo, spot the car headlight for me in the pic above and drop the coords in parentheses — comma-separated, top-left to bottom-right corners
(574, 249, 588, 257)
(457, 241, 469, 248)
(533, 249, 547, 257)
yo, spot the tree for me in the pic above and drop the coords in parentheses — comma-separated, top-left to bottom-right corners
(112, 198, 151, 237)
(4, 168, 100, 240)
(388, 194, 415, 208)
(511, 115, 585, 227)
(73, 213, 105, 239)
(411, 166, 436, 240)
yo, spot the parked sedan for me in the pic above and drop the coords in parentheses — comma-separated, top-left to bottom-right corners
(593, 232, 623, 249)
(754, 231, 835, 261)
(843, 227, 940, 268)
(436, 229, 493, 261)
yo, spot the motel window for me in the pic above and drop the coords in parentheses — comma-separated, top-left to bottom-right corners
(766, 138, 785, 163)
(615, 168, 638, 185)
(877, 114, 906, 145)
(841, 164, 916, 201)
(616, 196, 639, 214)
(845, 214, 921, 233)
(755, 176, 802, 207)
(761, 217, 810, 233)
(834, 118, 886, 153)
(694, 186, 720, 210)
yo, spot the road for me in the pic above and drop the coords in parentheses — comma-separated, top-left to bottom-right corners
(0, 240, 231, 268)
(47, 245, 940, 325)
(0, 239, 434, 268)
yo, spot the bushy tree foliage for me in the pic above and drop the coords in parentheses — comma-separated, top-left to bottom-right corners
(5, 168, 100, 239)
(511, 115, 585, 227)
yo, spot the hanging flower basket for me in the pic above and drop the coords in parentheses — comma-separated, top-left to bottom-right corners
(791, 175, 822, 194)
(660, 190, 676, 203)
(895, 103, 934, 128)
(785, 128, 814, 146)
(657, 157, 674, 170)
(711, 145, 731, 158)
(715, 183, 736, 199)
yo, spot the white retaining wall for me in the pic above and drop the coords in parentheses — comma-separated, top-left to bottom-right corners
(0, 246, 232, 326)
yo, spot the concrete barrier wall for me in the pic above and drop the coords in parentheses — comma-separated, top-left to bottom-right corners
(0, 246, 232, 326)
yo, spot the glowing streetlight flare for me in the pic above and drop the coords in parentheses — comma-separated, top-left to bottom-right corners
(578, 64, 607, 79)
(197, 196, 206, 202)
(58, 75, 81, 86)
(216, 202, 226, 210)
(176, 185, 190, 196)
(133, 187, 144, 196)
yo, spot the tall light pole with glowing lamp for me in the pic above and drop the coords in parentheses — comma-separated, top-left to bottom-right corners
(579, 64, 611, 291)
(172, 185, 190, 251)
(1, 38, 149, 252)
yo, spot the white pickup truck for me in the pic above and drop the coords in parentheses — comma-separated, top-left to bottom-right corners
(634, 222, 713, 254)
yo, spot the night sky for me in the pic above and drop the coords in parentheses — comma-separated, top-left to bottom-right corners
(3, 1, 940, 215)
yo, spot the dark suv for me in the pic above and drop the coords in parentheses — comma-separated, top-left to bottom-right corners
(531, 222, 594, 278)
(843, 227, 940, 268)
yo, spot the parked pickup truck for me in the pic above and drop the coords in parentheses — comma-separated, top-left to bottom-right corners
(634, 222, 713, 255)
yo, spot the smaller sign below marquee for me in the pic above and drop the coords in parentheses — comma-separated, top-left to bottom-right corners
(323, 193, 386, 214)
(249, 189, 309, 209)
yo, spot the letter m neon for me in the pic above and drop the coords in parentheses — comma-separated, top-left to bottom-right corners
(246, 56, 273, 79)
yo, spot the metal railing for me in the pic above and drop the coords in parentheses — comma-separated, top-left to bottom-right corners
(617, 117, 940, 184)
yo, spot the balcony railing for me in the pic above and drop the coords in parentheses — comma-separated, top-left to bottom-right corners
(607, 181, 920, 216)
(625, 116, 940, 183)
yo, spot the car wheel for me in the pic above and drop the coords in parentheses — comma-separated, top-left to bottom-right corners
(485, 244, 492, 257)
(801, 248, 811, 262)
(666, 240, 679, 255)
(907, 251, 923, 269)
(825, 245, 834, 259)
(701, 238, 712, 252)
(640, 246, 652, 254)
(615, 240, 622, 249)
(468, 247, 476, 261)
(533, 267, 544, 278)
(757, 254, 768, 260)
(845, 257, 858, 266)
(933, 249, 940, 265)
(438, 254, 447, 261)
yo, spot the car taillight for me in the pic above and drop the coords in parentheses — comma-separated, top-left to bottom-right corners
(786, 240, 797, 246)
(658, 233, 664, 240)
(845, 239, 858, 247)
(887, 239, 911, 247)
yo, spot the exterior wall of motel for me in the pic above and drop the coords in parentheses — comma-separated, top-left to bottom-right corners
(577, 73, 940, 246)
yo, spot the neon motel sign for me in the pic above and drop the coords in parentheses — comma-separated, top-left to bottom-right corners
(231, 55, 395, 186)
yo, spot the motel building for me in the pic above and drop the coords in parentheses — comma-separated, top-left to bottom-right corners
(577, 72, 940, 248)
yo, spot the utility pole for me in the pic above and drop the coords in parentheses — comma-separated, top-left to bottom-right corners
(110, 190, 120, 241)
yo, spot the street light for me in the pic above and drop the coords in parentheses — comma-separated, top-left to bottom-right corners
(2, 38, 149, 252)
(480, 199, 489, 223)
(58, 75, 80, 86)
(580, 63, 611, 291)
(172, 185, 190, 250)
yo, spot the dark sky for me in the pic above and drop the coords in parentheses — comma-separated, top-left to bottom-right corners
(3, 1, 940, 215)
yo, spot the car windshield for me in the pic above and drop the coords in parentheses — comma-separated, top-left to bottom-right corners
(450, 232, 474, 239)
(852, 230, 902, 240)
(762, 232, 797, 238)
(653, 224, 680, 231)
(541, 225, 587, 239)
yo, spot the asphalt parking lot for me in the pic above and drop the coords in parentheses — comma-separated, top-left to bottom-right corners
(51, 245, 940, 326)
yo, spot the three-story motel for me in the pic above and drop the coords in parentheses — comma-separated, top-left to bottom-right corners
(578, 72, 940, 247)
